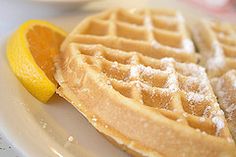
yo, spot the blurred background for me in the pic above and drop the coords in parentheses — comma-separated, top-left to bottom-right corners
(1, 0, 236, 37)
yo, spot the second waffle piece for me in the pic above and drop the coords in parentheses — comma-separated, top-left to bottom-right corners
(193, 19, 236, 78)
(211, 70, 236, 142)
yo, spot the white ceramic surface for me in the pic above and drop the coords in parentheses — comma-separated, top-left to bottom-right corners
(0, 0, 228, 157)
(0, 133, 19, 156)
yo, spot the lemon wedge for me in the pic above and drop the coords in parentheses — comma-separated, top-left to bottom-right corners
(7, 20, 66, 102)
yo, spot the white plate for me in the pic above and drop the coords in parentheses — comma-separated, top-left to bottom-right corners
(0, 0, 225, 157)
(0, 28, 129, 157)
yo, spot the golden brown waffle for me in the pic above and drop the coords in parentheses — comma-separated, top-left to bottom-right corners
(211, 70, 236, 142)
(61, 8, 198, 63)
(193, 19, 236, 78)
(55, 43, 236, 157)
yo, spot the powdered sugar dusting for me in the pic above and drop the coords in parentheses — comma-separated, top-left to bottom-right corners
(142, 66, 160, 76)
(176, 12, 195, 53)
(212, 116, 225, 136)
(186, 92, 205, 104)
(161, 58, 178, 92)
(186, 79, 212, 104)
(144, 15, 153, 31)
(207, 41, 225, 71)
(177, 62, 215, 106)
(162, 58, 211, 103)
(177, 63, 206, 77)
(165, 74, 178, 92)
(203, 102, 226, 136)
(212, 70, 236, 122)
(182, 39, 194, 53)
(161, 57, 175, 63)
(128, 64, 166, 91)
(203, 106, 212, 116)
(130, 66, 140, 78)
(111, 61, 118, 68)
(129, 65, 164, 79)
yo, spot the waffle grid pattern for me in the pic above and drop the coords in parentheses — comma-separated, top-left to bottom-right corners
(62, 8, 198, 63)
(55, 8, 236, 156)
(71, 44, 232, 139)
(196, 20, 236, 77)
(212, 70, 236, 141)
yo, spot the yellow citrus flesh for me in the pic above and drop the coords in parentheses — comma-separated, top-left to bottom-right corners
(7, 20, 66, 103)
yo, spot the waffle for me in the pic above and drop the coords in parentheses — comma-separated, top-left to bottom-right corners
(61, 8, 198, 63)
(211, 70, 236, 142)
(193, 19, 236, 78)
(54, 43, 236, 157)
